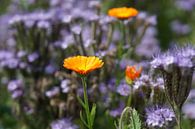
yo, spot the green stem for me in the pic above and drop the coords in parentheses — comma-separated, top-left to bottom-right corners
(81, 77, 93, 129)
(127, 89, 133, 107)
(175, 107, 182, 129)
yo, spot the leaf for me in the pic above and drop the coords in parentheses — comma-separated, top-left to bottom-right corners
(80, 111, 89, 128)
(118, 107, 141, 129)
(77, 96, 85, 108)
(129, 108, 141, 129)
(90, 103, 96, 126)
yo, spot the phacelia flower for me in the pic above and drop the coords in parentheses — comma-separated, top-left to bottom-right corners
(108, 7, 138, 19)
(63, 56, 104, 75)
(51, 118, 78, 129)
(117, 80, 131, 96)
(7, 79, 24, 99)
(150, 45, 195, 109)
(125, 65, 142, 84)
(146, 106, 175, 128)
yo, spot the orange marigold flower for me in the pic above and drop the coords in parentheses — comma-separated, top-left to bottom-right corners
(108, 7, 138, 19)
(125, 65, 142, 84)
(63, 56, 104, 75)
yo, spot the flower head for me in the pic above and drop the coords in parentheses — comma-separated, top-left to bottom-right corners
(117, 80, 131, 96)
(125, 65, 142, 84)
(63, 56, 104, 75)
(146, 106, 175, 128)
(108, 7, 138, 19)
(51, 118, 78, 129)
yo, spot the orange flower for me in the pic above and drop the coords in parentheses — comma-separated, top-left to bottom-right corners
(108, 7, 138, 19)
(125, 65, 142, 84)
(63, 56, 104, 75)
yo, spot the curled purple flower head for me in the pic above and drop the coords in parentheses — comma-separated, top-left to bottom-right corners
(145, 105, 175, 128)
(51, 118, 78, 129)
(133, 74, 164, 93)
(151, 45, 195, 71)
(133, 74, 151, 90)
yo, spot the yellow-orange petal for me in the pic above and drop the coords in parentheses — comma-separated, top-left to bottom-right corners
(63, 56, 104, 75)
(108, 7, 138, 19)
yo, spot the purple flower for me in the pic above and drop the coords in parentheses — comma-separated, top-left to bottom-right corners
(71, 25, 82, 35)
(117, 81, 131, 96)
(109, 102, 125, 117)
(136, 27, 160, 58)
(175, 0, 195, 11)
(12, 90, 23, 99)
(171, 20, 191, 35)
(62, 15, 72, 24)
(61, 80, 71, 93)
(45, 87, 60, 98)
(27, 52, 39, 62)
(151, 45, 195, 70)
(51, 118, 78, 129)
(37, 20, 51, 29)
(8, 79, 23, 92)
(7, 79, 24, 99)
(99, 83, 108, 94)
(145, 106, 175, 128)
(45, 64, 56, 74)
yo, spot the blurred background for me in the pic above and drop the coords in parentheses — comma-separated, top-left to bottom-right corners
(0, 0, 195, 129)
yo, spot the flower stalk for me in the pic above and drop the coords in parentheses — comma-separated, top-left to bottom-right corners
(79, 76, 96, 129)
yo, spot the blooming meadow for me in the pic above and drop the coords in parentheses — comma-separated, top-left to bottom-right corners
(0, 0, 195, 129)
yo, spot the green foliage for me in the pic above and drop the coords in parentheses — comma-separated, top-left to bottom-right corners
(118, 107, 141, 129)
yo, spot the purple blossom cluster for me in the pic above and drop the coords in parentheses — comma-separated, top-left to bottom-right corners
(175, 0, 195, 11)
(133, 74, 164, 90)
(7, 79, 24, 99)
(151, 45, 195, 71)
(146, 106, 175, 128)
(51, 118, 78, 129)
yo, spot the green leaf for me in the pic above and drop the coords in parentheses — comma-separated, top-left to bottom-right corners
(90, 103, 96, 126)
(79, 111, 89, 128)
(129, 108, 141, 129)
(77, 96, 85, 108)
(119, 107, 141, 129)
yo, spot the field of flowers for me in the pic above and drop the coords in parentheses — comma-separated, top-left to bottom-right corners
(0, 0, 195, 129)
